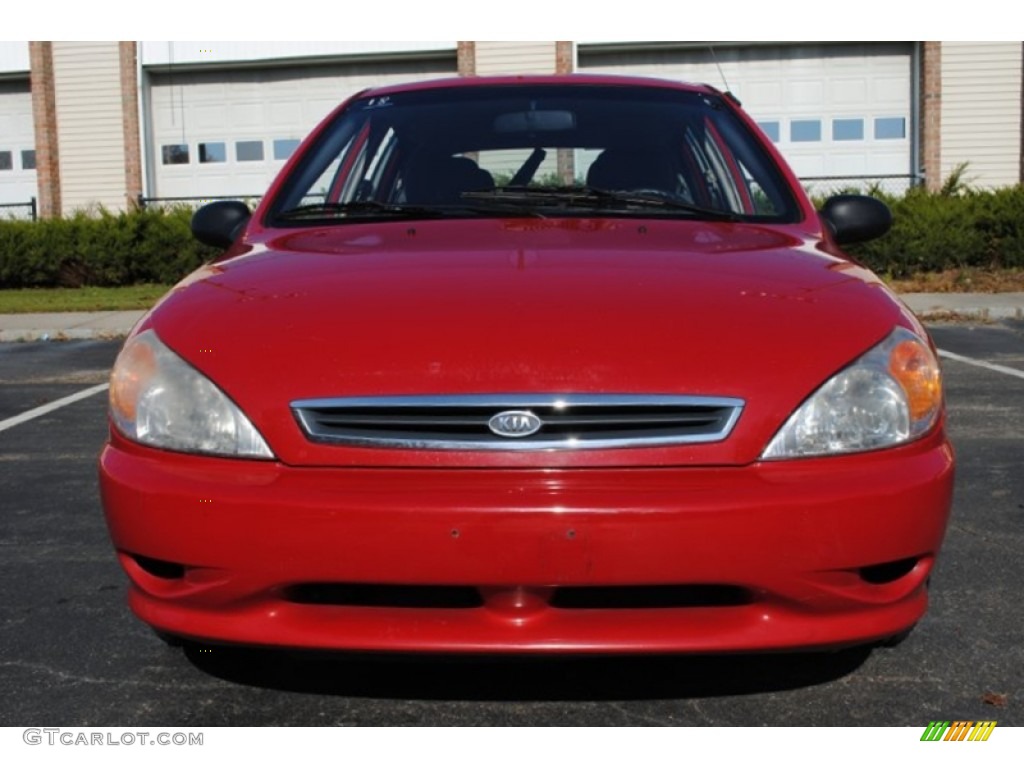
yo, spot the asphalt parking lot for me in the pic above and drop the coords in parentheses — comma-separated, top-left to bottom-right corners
(1, 323, 1021, 727)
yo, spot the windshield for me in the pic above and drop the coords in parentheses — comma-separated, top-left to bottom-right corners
(267, 83, 800, 225)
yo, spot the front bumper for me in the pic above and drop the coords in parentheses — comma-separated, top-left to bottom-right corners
(99, 430, 954, 653)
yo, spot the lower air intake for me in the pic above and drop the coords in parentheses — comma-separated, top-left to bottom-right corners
(551, 584, 753, 609)
(284, 583, 484, 609)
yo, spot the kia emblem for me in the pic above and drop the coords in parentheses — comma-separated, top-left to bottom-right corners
(488, 410, 543, 438)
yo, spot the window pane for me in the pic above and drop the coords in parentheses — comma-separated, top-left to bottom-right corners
(21, 149, 36, 170)
(790, 120, 821, 142)
(162, 144, 190, 165)
(236, 140, 264, 162)
(0, 151, 11, 171)
(757, 121, 780, 143)
(273, 139, 300, 160)
(199, 142, 226, 163)
(875, 117, 906, 140)
(832, 119, 864, 141)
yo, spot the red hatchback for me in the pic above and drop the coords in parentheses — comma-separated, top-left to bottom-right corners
(100, 75, 953, 654)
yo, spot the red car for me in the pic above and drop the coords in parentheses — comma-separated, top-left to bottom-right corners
(100, 75, 953, 654)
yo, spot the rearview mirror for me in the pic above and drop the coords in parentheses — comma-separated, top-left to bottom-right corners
(495, 109, 575, 133)
(191, 201, 251, 249)
(819, 195, 892, 245)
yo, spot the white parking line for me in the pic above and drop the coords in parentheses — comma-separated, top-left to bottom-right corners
(939, 349, 1024, 381)
(0, 383, 109, 434)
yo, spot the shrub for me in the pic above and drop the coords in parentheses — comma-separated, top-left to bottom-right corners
(0, 207, 219, 289)
(847, 184, 1024, 277)
(2, 185, 1023, 288)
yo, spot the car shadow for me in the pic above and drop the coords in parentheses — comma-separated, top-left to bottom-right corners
(182, 643, 873, 701)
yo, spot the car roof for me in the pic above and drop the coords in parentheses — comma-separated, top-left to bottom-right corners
(358, 74, 720, 100)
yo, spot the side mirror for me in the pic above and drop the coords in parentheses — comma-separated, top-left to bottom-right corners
(191, 201, 251, 249)
(819, 194, 892, 245)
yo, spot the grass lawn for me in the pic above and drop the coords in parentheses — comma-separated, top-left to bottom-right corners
(0, 284, 172, 314)
(884, 268, 1024, 294)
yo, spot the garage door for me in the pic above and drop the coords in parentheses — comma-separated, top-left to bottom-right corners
(147, 57, 457, 200)
(579, 43, 913, 190)
(0, 80, 37, 214)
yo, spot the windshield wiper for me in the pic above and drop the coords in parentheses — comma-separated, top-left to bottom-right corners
(276, 199, 544, 222)
(275, 201, 453, 221)
(463, 185, 741, 221)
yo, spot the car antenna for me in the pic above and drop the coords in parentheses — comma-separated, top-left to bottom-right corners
(708, 45, 741, 107)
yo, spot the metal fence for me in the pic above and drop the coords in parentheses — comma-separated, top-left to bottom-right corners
(798, 174, 924, 199)
(136, 194, 264, 210)
(0, 197, 37, 221)
(0, 177, 933, 228)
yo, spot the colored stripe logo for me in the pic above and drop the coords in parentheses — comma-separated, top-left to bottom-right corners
(921, 721, 997, 741)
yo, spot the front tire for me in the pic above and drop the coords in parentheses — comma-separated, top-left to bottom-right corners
(877, 625, 916, 648)
(152, 628, 185, 647)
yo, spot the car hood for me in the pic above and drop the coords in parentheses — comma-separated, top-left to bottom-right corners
(145, 218, 908, 468)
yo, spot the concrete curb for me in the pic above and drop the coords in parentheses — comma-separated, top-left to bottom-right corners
(902, 293, 1024, 322)
(0, 310, 146, 342)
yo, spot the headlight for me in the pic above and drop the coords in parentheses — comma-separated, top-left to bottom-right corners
(109, 329, 274, 459)
(762, 326, 942, 459)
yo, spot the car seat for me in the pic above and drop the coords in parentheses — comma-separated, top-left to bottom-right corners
(586, 148, 676, 194)
(404, 155, 495, 205)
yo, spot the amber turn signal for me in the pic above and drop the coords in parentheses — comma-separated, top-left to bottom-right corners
(888, 337, 942, 425)
(109, 335, 157, 425)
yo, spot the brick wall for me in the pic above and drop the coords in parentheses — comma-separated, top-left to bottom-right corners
(119, 41, 142, 208)
(921, 41, 942, 192)
(555, 42, 574, 75)
(457, 42, 475, 76)
(28, 41, 61, 217)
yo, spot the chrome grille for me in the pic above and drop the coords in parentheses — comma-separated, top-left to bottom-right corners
(291, 395, 743, 450)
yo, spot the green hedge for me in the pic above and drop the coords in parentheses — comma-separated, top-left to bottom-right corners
(2, 187, 1023, 288)
(845, 184, 1024, 278)
(0, 207, 219, 289)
